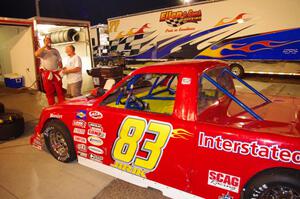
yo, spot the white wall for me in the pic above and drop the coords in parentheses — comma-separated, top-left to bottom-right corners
(0, 25, 36, 87)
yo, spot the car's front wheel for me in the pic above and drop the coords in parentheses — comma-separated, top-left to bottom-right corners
(43, 120, 76, 162)
(242, 168, 300, 199)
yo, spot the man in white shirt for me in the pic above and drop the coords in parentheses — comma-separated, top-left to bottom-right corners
(62, 45, 82, 97)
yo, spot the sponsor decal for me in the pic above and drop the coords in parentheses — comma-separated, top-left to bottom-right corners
(89, 111, 103, 120)
(208, 170, 240, 193)
(87, 128, 106, 138)
(77, 144, 87, 152)
(111, 161, 146, 178)
(181, 77, 191, 85)
(283, 48, 298, 55)
(50, 113, 62, 119)
(88, 146, 104, 155)
(88, 136, 103, 146)
(43, 126, 54, 137)
(198, 132, 300, 165)
(159, 9, 202, 27)
(74, 135, 87, 144)
(72, 120, 87, 128)
(78, 151, 87, 158)
(218, 192, 234, 199)
(88, 122, 102, 128)
(89, 153, 103, 163)
(73, 128, 85, 135)
(108, 19, 120, 33)
(76, 110, 87, 120)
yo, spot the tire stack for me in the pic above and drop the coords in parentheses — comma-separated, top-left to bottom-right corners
(0, 102, 25, 140)
(49, 29, 80, 44)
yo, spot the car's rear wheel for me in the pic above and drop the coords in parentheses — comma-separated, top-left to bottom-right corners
(43, 120, 76, 162)
(242, 168, 300, 199)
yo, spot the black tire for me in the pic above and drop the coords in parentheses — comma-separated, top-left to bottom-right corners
(43, 120, 76, 163)
(230, 63, 244, 78)
(242, 168, 300, 199)
(0, 112, 24, 140)
(0, 102, 4, 113)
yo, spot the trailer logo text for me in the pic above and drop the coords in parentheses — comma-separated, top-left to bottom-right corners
(160, 9, 202, 27)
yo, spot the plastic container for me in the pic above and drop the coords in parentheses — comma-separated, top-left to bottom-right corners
(4, 73, 24, 88)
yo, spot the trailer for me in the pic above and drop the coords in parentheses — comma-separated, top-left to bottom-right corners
(107, 0, 300, 76)
(0, 16, 94, 92)
(90, 24, 109, 58)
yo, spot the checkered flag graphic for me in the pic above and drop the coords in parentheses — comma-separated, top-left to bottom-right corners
(165, 18, 185, 27)
(109, 31, 154, 56)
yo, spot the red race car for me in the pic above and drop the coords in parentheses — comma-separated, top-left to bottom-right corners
(31, 60, 300, 199)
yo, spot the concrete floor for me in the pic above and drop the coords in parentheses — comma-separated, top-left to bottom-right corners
(0, 74, 299, 199)
(0, 89, 114, 199)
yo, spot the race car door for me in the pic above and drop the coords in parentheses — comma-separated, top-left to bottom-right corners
(84, 73, 196, 197)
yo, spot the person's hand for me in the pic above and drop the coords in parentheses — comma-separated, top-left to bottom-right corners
(62, 68, 68, 74)
(44, 39, 51, 48)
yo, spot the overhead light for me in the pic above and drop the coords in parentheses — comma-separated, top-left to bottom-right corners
(182, 0, 192, 4)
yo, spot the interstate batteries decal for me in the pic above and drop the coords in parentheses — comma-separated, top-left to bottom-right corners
(198, 132, 300, 165)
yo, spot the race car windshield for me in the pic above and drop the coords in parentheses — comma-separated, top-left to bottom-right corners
(101, 73, 178, 115)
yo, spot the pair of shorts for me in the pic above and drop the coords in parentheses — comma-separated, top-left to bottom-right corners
(67, 81, 82, 97)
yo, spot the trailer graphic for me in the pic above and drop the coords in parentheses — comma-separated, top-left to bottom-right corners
(107, 0, 300, 76)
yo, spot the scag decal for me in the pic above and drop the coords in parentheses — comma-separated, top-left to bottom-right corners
(74, 135, 87, 144)
(73, 120, 86, 128)
(88, 136, 103, 146)
(89, 111, 103, 119)
(208, 170, 240, 193)
(76, 110, 87, 120)
(88, 146, 104, 155)
(198, 132, 300, 165)
(112, 116, 172, 173)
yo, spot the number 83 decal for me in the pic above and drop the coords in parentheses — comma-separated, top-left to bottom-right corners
(112, 116, 173, 171)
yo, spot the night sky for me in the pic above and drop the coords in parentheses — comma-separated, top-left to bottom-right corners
(0, 0, 198, 25)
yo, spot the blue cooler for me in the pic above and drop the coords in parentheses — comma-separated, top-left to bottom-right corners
(4, 73, 24, 88)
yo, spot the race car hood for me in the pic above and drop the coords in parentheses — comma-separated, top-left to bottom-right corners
(59, 96, 96, 106)
(227, 93, 300, 137)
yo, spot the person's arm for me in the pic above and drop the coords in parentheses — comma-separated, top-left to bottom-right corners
(63, 67, 81, 74)
(54, 49, 63, 69)
(34, 46, 46, 57)
(58, 60, 63, 69)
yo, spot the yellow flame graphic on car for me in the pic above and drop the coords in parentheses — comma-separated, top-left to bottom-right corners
(171, 129, 193, 140)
